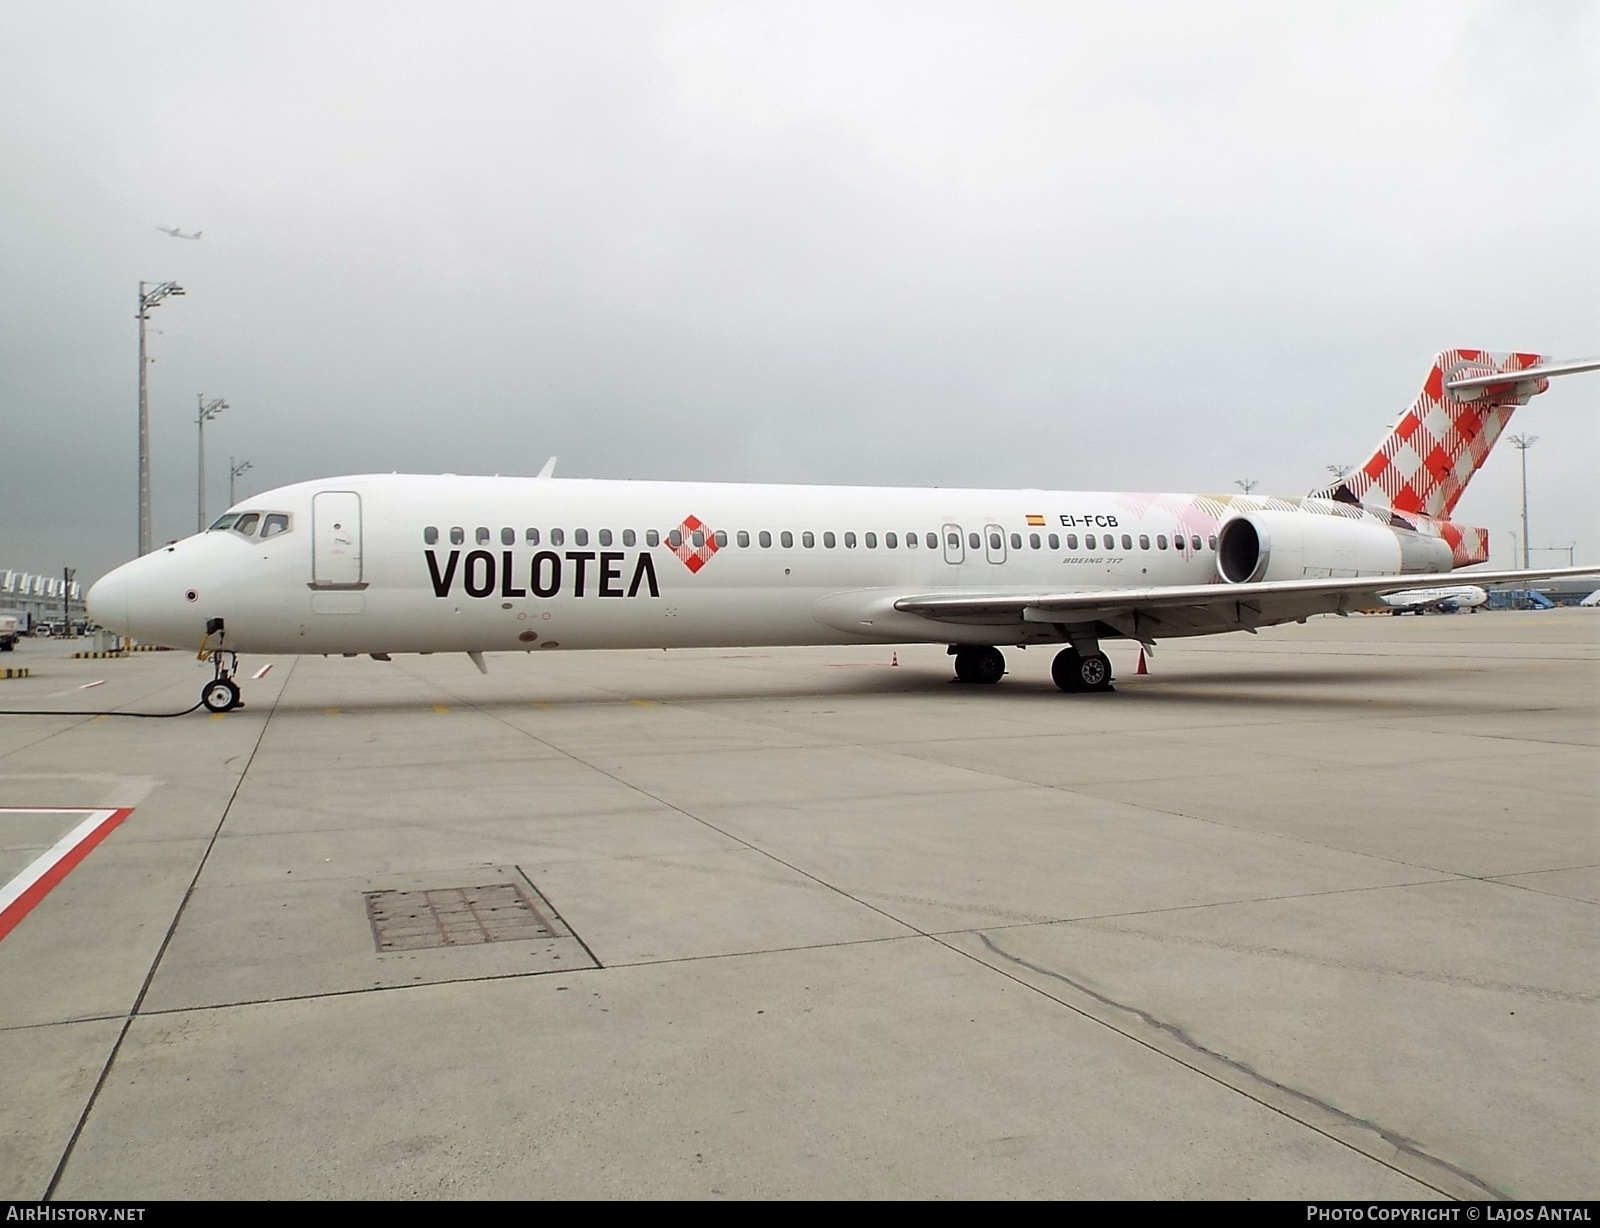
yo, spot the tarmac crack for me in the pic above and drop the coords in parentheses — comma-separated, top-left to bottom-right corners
(972, 931, 1510, 1201)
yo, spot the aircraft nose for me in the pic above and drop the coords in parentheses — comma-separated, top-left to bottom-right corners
(86, 565, 132, 635)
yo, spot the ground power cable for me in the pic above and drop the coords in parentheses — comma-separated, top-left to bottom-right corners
(0, 701, 206, 718)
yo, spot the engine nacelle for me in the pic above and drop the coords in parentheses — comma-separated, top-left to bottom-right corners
(1216, 511, 1451, 583)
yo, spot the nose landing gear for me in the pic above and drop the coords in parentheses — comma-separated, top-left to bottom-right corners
(202, 650, 245, 712)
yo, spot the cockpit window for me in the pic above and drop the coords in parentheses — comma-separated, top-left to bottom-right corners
(233, 512, 261, 536)
(209, 514, 240, 531)
(261, 513, 290, 538)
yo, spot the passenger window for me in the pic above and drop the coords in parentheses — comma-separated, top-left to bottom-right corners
(714, 530, 728, 548)
(781, 531, 793, 548)
(450, 527, 464, 545)
(1048, 533, 1060, 550)
(599, 529, 613, 547)
(1121, 534, 1132, 550)
(1029, 533, 1040, 549)
(261, 513, 290, 538)
(501, 527, 515, 546)
(988, 532, 1002, 551)
(905, 532, 917, 549)
(737, 531, 749, 547)
(1139, 534, 1150, 550)
(476, 527, 491, 545)
(865, 532, 877, 549)
(1066, 534, 1077, 549)
(802, 531, 815, 548)
(1156, 534, 1167, 549)
(233, 512, 261, 536)
(1010, 533, 1022, 550)
(424, 526, 438, 545)
(759, 531, 772, 548)
(646, 530, 660, 547)
(886, 532, 898, 548)
(823, 531, 836, 548)
(575, 528, 590, 547)
(927, 533, 939, 549)
(845, 532, 857, 548)
(946, 532, 960, 550)
(690, 530, 704, 548)
(526, 528, 540, 546)
(552, 528, 565, 547)
(668, 529, 682, 548)
(967, 532, 980, 550)
(1207, 535, 1217, 550)
(623, 529, 636, 547)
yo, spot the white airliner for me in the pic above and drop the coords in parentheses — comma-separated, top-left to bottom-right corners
(1378, 585, 1489, 615)
(87, 348, 1598, 712)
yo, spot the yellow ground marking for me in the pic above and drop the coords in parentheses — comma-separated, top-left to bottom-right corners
(533, 702, 551, 709)
(210, 713, 226, 720)
(628, 698, 656, 707)
(433, 705, 449, 713)
(326, 708, 341, 715)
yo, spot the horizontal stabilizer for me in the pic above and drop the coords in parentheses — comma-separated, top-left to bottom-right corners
(1445, 356, 1600, 392)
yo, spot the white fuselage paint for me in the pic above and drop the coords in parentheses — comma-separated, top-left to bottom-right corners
(87, 473, 1420, 657)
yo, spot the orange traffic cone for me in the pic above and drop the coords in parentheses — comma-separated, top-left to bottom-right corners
(891, 652, 899, 667)
(1136, 647, 1148, 675)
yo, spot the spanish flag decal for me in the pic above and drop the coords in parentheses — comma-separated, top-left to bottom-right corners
(1025, 514, 1046, 526)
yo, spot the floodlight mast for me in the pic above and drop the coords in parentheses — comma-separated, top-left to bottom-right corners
(229, 457, 252, 507)
(197, 394, 228, 532)
(137, 281, 184, 556)
(1508, 434, 1538, 570)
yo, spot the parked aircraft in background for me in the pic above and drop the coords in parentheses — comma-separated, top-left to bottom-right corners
(87, 348, 1598, 712)
(1379, 585, 1488, 614)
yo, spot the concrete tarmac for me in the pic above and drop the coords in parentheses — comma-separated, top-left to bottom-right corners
(0, 611, 1594, 1199)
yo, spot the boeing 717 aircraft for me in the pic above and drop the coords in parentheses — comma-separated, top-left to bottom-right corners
(87, 348, 1598, 711)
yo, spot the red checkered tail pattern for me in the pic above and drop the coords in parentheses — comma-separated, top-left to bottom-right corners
(1313, 350, 1548, 520)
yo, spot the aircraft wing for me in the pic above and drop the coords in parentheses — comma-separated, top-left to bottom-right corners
(888, 565, 1595, 637)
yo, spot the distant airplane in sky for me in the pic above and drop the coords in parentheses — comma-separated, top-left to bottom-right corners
(156, 226, 202, 240)
(87, 347, 1599, 712)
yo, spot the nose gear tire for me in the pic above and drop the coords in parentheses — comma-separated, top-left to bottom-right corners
(202, 678, 241, 713)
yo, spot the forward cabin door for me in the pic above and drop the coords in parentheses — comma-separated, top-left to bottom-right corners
(311, 491, 365, 589)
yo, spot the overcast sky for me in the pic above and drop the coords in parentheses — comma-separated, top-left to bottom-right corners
(2, 1, 1596, 584)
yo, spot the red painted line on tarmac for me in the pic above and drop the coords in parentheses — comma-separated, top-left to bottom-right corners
(252, 664, 273, 680)
(0, 808, 134, 943)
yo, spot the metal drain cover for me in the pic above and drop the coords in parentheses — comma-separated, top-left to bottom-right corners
(366, 880, 559, 952)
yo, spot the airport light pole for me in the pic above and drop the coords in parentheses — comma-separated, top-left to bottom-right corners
(1234, 478, 1259, 495)
(229, 458, 252, 507)
(1507, 434, 1538, 569)
(196, 395, 228, 532)
(137, 281, 185, 556)
(1326, 464, 1353, 479)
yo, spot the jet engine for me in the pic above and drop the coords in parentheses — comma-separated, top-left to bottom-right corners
(1216, 511, 1453, 583)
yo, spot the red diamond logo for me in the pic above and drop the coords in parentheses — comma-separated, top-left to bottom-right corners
(669, 515, 719, 574)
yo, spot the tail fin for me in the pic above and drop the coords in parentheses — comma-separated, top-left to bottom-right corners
(1315, 349, 1548, 519)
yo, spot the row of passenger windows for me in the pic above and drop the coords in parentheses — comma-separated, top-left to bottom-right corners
(423, 525, 1217, 554)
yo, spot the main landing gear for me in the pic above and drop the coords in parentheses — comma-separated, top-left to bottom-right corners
(201, 650, 244, 713)
(951, 645, 1006, 684)
(1051, 648, 1114, 693)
